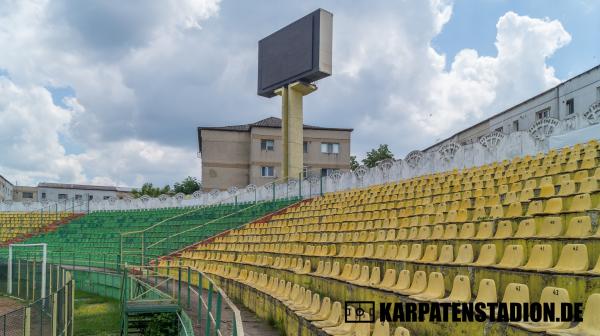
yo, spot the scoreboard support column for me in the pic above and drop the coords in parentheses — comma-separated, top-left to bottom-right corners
(275, 81, 316, 180)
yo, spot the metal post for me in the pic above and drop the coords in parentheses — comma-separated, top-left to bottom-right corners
(299, 172, 302, 198)
(215, 294, 222, 336)
(205, 282, 213, 336)
(197, 271, 203, 325)
(320, 175, 323, 196)
(187, 267, 191, 308)
(177, 267, 181, 307)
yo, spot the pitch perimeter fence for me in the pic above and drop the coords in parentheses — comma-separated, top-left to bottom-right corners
(0, 260, 74, 336)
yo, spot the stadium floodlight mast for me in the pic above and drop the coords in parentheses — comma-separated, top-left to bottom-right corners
(7, 243, 47, 299)
(257, 9, 333, 180)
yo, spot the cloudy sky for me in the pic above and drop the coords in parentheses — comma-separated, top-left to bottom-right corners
(0, 0, 599, 188)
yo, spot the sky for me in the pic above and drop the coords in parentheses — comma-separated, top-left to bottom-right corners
(0, 0, 599, 188)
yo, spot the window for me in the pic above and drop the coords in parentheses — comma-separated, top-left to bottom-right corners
(303, 141, 308, 153)
(261, 166, 275, 177)
(320, 142, 340, 154)
(597, 86, 600, 100)
(303, 166, 310, 178)
(22, 192, 33, 199)
(88, 195, 93, 200)
(513, 120, 519, 132)
(536, 109, 549, 120)
(495, 127, 504, 133)
(260, 139, 274, 151)
(103, 196, 110, 200)
(566, 99, 574, 115)
(321, 168, 338, 177)
(58, 194, 67, 200)
(75, 194, 82, 200)
(41, 192, 46, 199)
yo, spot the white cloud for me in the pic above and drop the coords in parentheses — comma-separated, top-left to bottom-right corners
(0, 0, 575, 186)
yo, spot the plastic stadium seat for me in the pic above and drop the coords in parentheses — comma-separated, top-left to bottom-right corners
(391, 270, 412, 293)
(558, 181, 577, 196)
(539, 184, 556, 198)
(526, 200, 544, 216)
(431, 225, 444, 240)
(520, 244, 553, 271)
(493, 220, 513, 239)
(589, 256, 600, 275)
(371, 321, 389, 336)
(328, 262, 341, 278)
(377, 269, 397, 290)
(443, 224, 458, 239)
(506, 202, 523, 218)
(417, 245, 438, 263)
(367, 267, 382, 287)
(544, 197, 564, 214)
(396, 270, 427, 295)
(578, 177, 599, 194)
(474, 222, 494, 240)
(452, 244, 474, 264)
(510, 287, 571, 332)
(564, 216, 593, 238)
(396, 245, 409, 260)
(548, 244, 589, 273)
(537, 217, 563, 238)
(502, 283, 530, 306)
(471, 244, 497, 266)
(514, 218, 536, 238)
(297, 293, 321, 317)
(313, 301, 342, 328)
(494, 245, 525, 269)
(547, 293, 600, 336)
(351, 265, 371, 286)
(410, 272, 445, 301)
(393, 326, 411, 336)
(322, 306, 355, 335)
(474, 279, 497, 308)
(290, 289, 313, 311)
(303, 297, 332, 321)
(433, 245, 454, 264)
(458, 223, 475, 239)
(436, 275, 471, 303)
(406, 244, 423, 261)
(568, 193, 592, 212)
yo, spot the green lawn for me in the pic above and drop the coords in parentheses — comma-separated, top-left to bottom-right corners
(74, 290, 120, 336)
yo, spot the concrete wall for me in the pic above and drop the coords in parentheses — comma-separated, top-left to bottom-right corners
(12, 186, 38, 202)
(0, 175, 12, 201)
(200, 130, 251, 191)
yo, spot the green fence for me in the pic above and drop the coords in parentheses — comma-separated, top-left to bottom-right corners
(0, 260, 75, 336)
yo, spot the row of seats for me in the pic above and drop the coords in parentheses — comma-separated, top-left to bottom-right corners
(184, 260, 600, 335)
(0, 212, 72, 243)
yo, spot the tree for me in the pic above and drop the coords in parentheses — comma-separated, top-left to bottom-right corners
(350, 155, 360, 171)
(131, 183, 170, 198)
(173, 176, 201, 195)
(362, 144, 394, 168)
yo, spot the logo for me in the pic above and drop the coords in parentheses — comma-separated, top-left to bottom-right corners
(345, 301, 375, 323)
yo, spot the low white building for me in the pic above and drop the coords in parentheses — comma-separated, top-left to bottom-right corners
(37, 183, 121, 202)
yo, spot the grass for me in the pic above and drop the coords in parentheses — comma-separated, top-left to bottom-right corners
(74, 290, 120, 336)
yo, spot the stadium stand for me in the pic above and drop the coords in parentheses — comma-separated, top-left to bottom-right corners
(3, 199, 296, 268)
(162, 140, 600, 335)
(0, 211, 74, 245)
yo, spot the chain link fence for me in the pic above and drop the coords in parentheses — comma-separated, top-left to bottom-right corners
(0, 260, 74, 336)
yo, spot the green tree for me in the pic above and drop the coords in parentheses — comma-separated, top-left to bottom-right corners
(173, 176, 201, 195)
(131, 183, 171, 198)
(350, 155, 360, 171)
(362, 144, 394, 168)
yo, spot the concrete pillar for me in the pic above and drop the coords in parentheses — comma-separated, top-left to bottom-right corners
(276, 81, 317, 180)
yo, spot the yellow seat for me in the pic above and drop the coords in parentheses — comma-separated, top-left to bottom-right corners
(433, 245, 454, 264)
(442, 224, 458, 239)
(395, 245, 410, 260)
(568, 193, 592, 212)
(493, 220, 513, 239)
(537, 216, 563, 237)
(520, 244, 553, 271)
(474, 279, 497, 307)
(377, 269, 397, 290)
(564, 216, 593, 238)
(406, 244, 423, 261)
(452, 244, 474, 264)
(494, 245, 525, 269)
(458, 223, 475, 239)
(578, 177, 599, 194)
(544, 197, 564, 214)
(297, 293, 321, 317)
(539, 184, 556, 198)
(514, 218, 536, 238)
(548, 244, 589, 273)
(410, 272, 445, 301)
(430, 225, 444, 240)
(370, 321, 389, 336)
(474, 221, 494, 240)
(589, 256, 600, 275)
(313, 301, 342, 328)
(558, 181, 577, 196)
(547, 293, 600, 336)
(396, 270, 427, 295)
(393, 326, 411, 336)
(506, 202, 523, 218)
(350, 265, 371, 286)
(502, 283, 529, 306)
(510, 286, 570, 332)
(322, 306, 356, 335)
(436, 275, 471, 303)
(301, 297, 331, 321)
(417, 245, 438, 263)
(471, 244, 497, 266)
(526, 200, 544, 216)
(391, 270, 412, 293)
